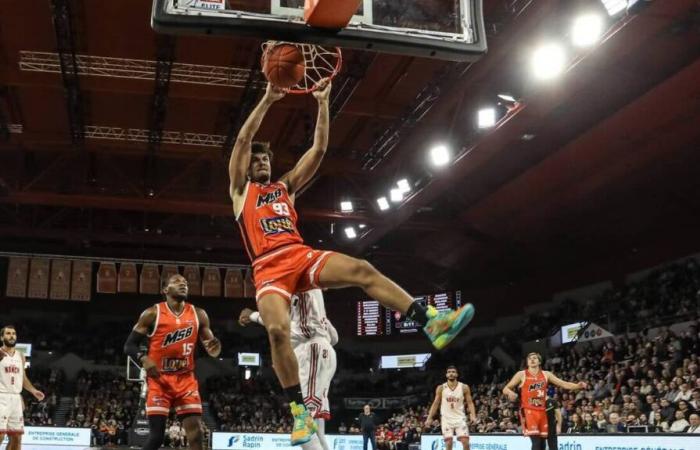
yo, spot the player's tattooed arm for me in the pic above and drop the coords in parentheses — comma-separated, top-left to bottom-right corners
(279, 78, 331, 195)
(229, 83, 285, 198)
(197, 308, 222, 358)
(502, 371, 523, 402)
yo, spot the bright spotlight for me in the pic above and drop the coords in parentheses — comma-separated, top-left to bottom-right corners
(358, 223, 367, 229)
(601, 0, 627, 16)
(477, 108, 496, 129)
(497, 94, 517, 103)
(390, 188, 403, 203)
(377, 196, 390, 211)
(344, 226, 357, 239)
(572, 14, 604, 47)
(244, 368, 251, 380)
(430, 145, 450, 167)
(531, 43, 566, 80)
(340, 200, 353, 213)
(396, 178, 410, 193)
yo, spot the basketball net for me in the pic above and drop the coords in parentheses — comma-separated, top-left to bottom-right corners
(261, 41, 342, 95)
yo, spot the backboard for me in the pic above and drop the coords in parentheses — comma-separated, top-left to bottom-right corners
(151, 0, 487, 61)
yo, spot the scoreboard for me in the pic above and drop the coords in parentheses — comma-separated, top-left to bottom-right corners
(357, 291, 462, 336)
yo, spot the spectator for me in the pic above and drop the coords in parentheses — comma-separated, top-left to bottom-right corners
(669, 410, 690, 432)
(674, 383, 693, 403)
(581, 413, 599, 433)
(338, 422, 348, 434)
(687, 414, 700, 433)
(606, 413, 625, 433)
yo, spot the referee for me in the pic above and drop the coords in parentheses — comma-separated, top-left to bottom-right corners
(545, 398, 561, 450)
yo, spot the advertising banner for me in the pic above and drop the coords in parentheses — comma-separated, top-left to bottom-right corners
(421, 434, 698, 450)
(212, 433, 365, 450)
(1, 427, 91, 446)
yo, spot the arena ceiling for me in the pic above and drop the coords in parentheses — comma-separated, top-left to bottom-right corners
(0, 0, 699, 292)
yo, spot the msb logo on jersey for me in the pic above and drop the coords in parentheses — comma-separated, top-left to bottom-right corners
(260, 217, 294, 235)
(528, 381, 545, 392)
(256, 189, 282, 207)
(162, 326, 194, 347)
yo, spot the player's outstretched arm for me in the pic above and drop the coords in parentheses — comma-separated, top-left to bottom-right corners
(279, 79, 331, 195)
(124, 306, 158, 378)
(502, 371, 522, 402)
(197, 308, 221, 358)
(20, 353, 44, 401)
(425, 385, 443, 427)
(229, 83, 286, 199)
(545, 371, 587, 391)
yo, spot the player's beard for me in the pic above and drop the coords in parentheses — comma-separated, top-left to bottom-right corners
(2, 338, 16, 347)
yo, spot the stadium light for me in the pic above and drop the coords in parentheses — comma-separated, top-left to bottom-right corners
(377, 196, 390, 211)
(477, 108, 496, 129)
(358, 223, 367, 229)
(600, 0, 627, 16)
(344, 226, 357, 239)
(396, 178, 410, 193)
(244, 368, 251, 380)
(531, 43, 566, 80)
(430, 144, 451, 167)
(572, 13, 604, 47)
(390, 188, 403, 203)
(340, 200, 353, 213)
(497, 94, 517, 103)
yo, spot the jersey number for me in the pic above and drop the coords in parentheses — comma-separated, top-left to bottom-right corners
(183, 343, 194, 356)
(272, 203, 290, 216)
(10, 376, 14, 385)
(322, 349, 328, 359)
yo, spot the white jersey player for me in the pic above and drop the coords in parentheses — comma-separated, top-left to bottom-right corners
(425, 366, 476, 450)
(239, 289, 338, 450)
(0, 325, 44, 450)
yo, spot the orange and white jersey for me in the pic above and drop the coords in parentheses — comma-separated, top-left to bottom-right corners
(147, 302, 199, 374)
(235, 181, 304, 262)
(0, 349, 23, 394)
(290, 289, 338, 348)
(521, 369, 547, 411)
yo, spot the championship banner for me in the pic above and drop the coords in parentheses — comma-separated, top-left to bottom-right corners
(224, 268, 244, 298)
(118, 262, 138, 293)
(183, 266, 201, 296)
(202, 267, 221, 297)
(49, 259, 71, 300)
(96, 262, 117, 293)
(5, 256, 29, 298)
(27, 258, 50, 299)
(140, 264, 160, 294)
(161, 265, 179, 287)
(70, 260, 92, 301)
(244, 268, 255, 298)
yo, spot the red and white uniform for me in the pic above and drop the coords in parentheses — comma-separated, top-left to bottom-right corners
(0, 349, 24, 435)
(520, 369, 548, 437)
(236, 181, 335, 302)
(291, 289, 338, 420)
(145, 302, 202, 417)
(440, 382, 469, 440)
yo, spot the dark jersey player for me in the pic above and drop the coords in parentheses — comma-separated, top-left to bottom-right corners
(124, 274, 221, 450)
(228, 79, 475, 446)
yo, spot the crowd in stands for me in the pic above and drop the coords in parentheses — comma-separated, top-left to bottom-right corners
(65, 370, 140, 446)
(23, 368, 62, 426)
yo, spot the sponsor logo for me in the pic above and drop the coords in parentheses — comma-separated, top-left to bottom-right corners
(227, 436, 239, 447)
(162, 326, 194, 347)
(260, 217, 295, 235)
(162, 358, 189, 372)
(256, 189, 282, 207)
(4, 366, 20, 374)
(558, 443, 582, 450)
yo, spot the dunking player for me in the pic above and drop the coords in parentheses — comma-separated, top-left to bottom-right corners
(228, 78, 475, 444)
(239, 288, 338, 450)
(502, 352, 586, 450)
(0, 325, 44, 450)
(123, 274, 221, 450)
(425, 366, 476, 450)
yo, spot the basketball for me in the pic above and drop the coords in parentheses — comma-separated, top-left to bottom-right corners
(263, 44, 305, 88)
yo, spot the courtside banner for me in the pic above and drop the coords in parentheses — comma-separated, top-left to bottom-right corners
(212, 433, 364, 450)
(0, 427, 91, 446)
(422, 434, 698, 450)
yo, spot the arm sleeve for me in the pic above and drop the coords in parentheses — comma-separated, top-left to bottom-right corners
(123, 330, 148, 362)
(250, 311, 265, 326)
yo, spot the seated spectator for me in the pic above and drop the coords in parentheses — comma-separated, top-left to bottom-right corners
(669, 410, 690, 432)
(581, 413, 599, 433)
(606, 413, 625, 433)
(687, 414, 700, 433)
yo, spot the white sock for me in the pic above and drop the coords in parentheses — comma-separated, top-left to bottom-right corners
(315, 419, 330, 450)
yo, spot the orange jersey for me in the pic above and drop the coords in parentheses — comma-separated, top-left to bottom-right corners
(147, 302, 199, 374)
(521, 369, 547, 410)
(236, 181, 304, 261)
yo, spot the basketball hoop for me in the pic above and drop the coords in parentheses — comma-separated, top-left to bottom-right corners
(261, 41, 342, 95)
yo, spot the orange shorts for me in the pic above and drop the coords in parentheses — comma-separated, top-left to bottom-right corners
(521, 408, 548, 436)
(252, 244, 335, 302)
(146, 372, 202, 416)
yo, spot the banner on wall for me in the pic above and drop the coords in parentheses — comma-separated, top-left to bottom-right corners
(118, 262, 138, 293)
(202, 267, 221, 297)
(97, 262, 118, 293)
(27, 258, 50, 299)
(224, 268, 244, 298)
(161, 265, 179, 287)
(6, 256, 29, 298)
(70, 260, 92, 301)
(0, 426, 91, 446)
(244, 268, 255, 298)
(183, 265, 201, 296)
(140, 264, 160, 294)
(49, 259, 71, 300)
